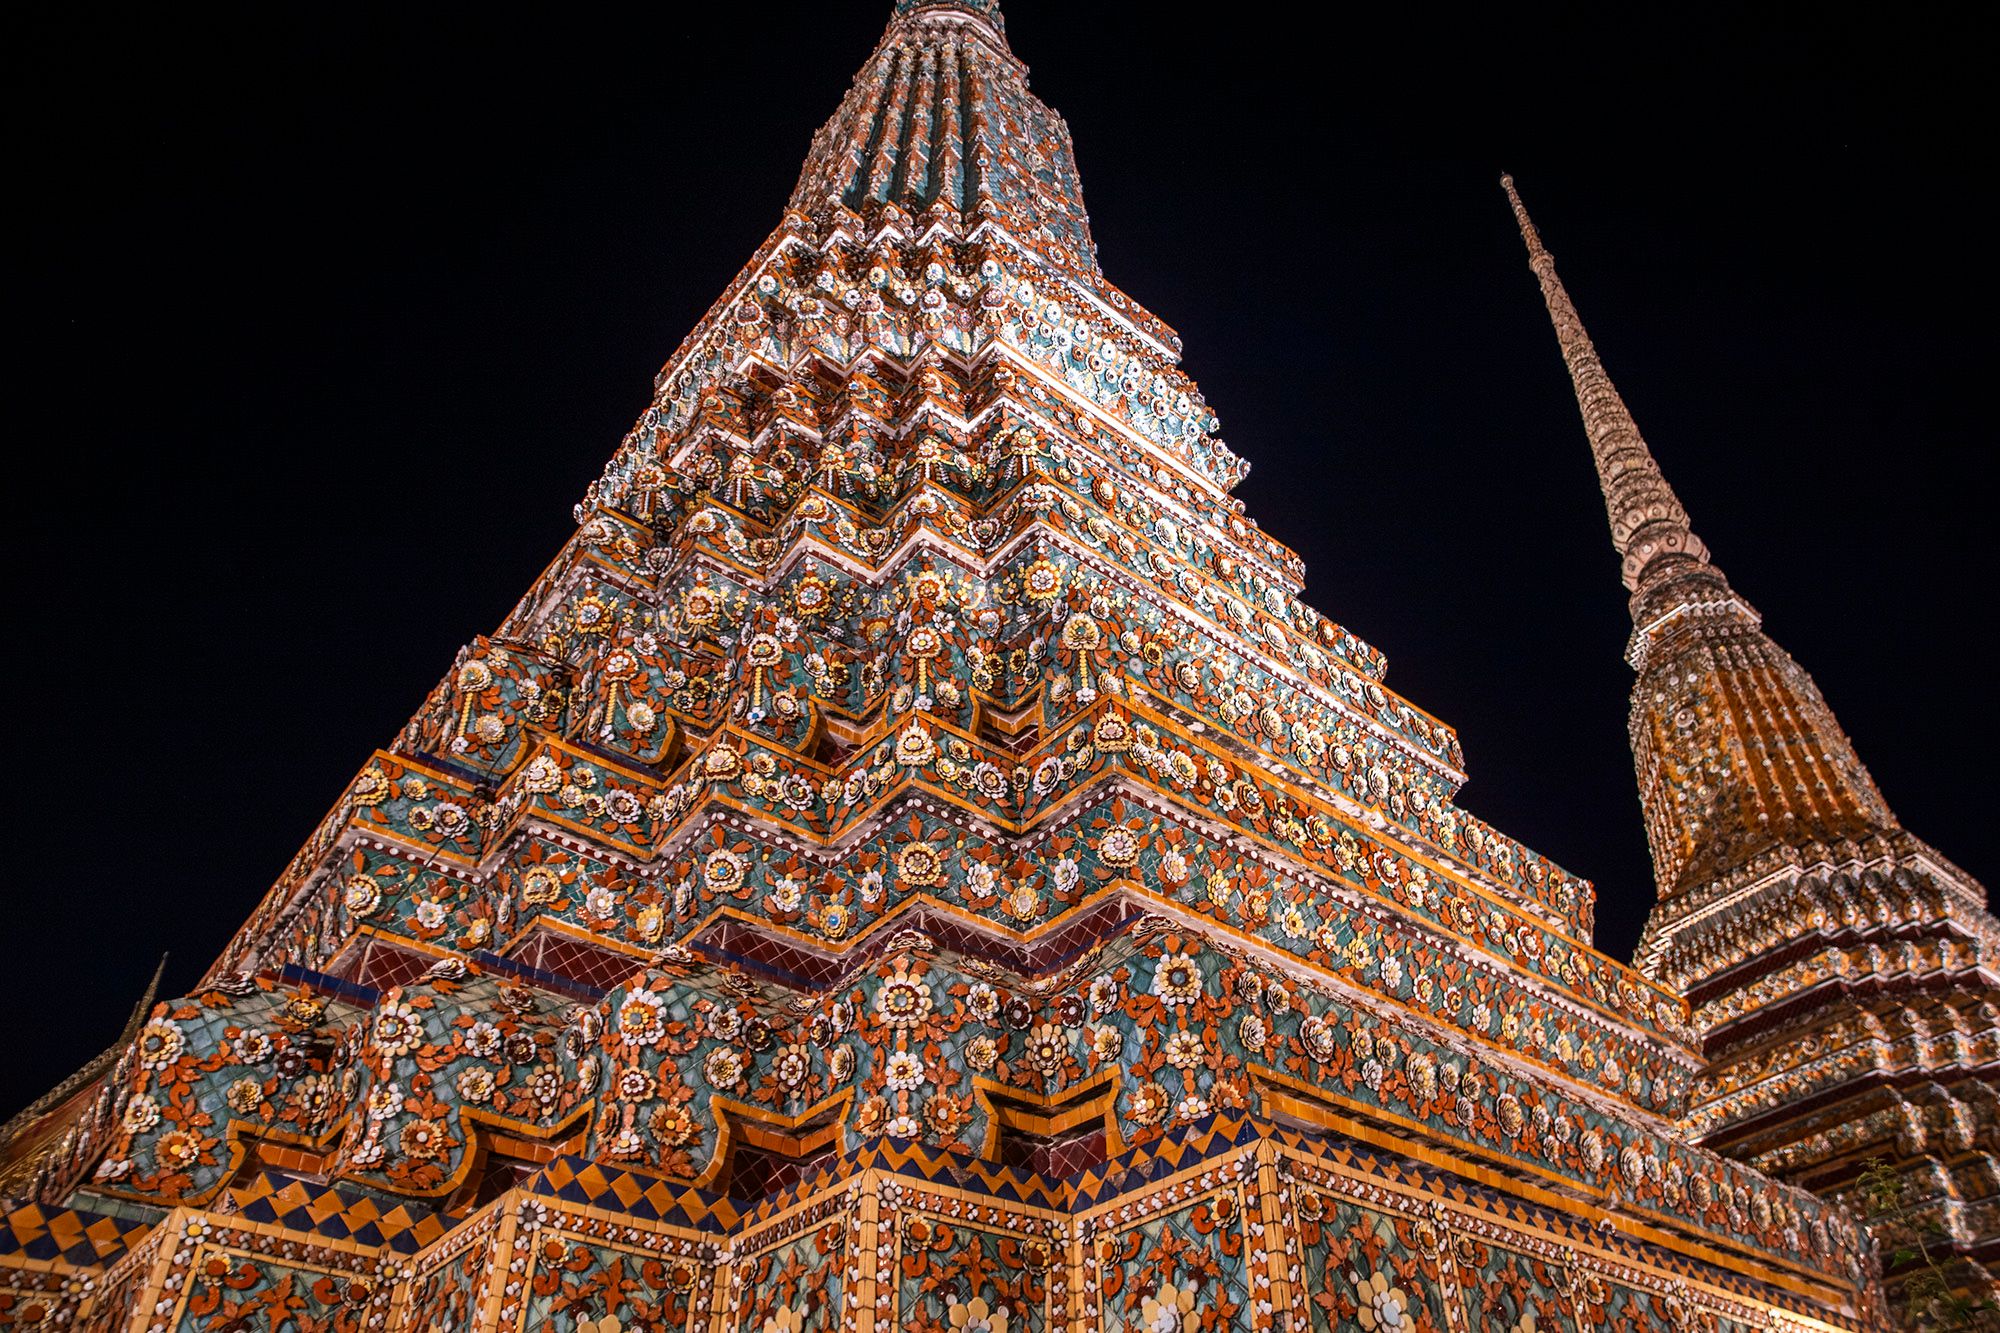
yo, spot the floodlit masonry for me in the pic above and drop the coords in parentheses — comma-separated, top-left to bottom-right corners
(4, 1, 1990, 1328)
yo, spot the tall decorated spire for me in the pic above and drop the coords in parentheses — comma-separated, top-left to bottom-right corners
(1504, 173, 1899, 903)
(1509, 176, 2000, 1314)
(1501, 174, 1711, 594)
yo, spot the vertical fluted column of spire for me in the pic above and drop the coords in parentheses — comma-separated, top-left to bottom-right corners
(1501, 176, 1712, 594)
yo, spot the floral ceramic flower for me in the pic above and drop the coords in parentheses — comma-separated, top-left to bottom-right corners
(875, 966, 933, 1031)
(761, 1305, 806, 1333)
(894, 721, 938, 768)
(154, 1129, 205, 1171)
(1127, 1081, 1170, 1127)
(231, 1028, 274, 1065)
(1151, 954, 1203, 1007)
(121, 1093, 161, 1134)
(707, 1005, 743, 1041)
(459, 1021, 502, 1060)
(650, 1103, 697, 1147)
(966, 984, 1002, 1024)
(1091, 1025, 1124, 1062)
(1352, 1270, 1411, 1330)
(769, 876, 804, 912)
(772, 1043, 811, 1091)
(947, 1297, 1008, 1333)
(135, 1018, 185, 1070)
(703, 1048, 745, 1090)
(1004, 881, 1042, 922)
(895, 841, 945, 888)
(1097, 826, 1140, 867)
(289, 1074, 336, 1126)
(1280, 904, 1309, 940)
(1237, 1013, 1268, 1052)
(964, 1036, 999, 1072)
(704, 849, 746, 892)
(1024, 1023, 1068, 1077)
(401, 1117, 452, 1161)
(884, 1050, 926, 1091)
(225, 1078, 264, 1116)
(1406, 1053, 1439, 1103)
(373, 1003, 424, 1057)
(455, 1067, 497, 1104)
(617, 990, 667, 1046)
(923, 1093, 968, 1140)
(1139, 1280, 1197, 1333)
(1165, 1031, 1206, 1070)
(344, 876, 384, 917)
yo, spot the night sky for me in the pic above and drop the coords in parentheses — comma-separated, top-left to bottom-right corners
(10, 2, 1992, 1115)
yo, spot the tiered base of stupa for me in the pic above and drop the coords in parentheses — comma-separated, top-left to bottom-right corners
(4, 1109, 1876, 1331)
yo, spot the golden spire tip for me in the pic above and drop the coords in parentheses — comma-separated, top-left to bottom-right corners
(1499, 172, 1548, 261)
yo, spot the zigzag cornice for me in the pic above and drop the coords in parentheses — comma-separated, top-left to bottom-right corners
(1639, 834, 2000, 984)
(721, 303, 1240, 523)
(731, 343, 1291, 596)
(1685, 1022, 2000, 1141)
(505, 500, 1453, 806)
(1694, 989, 1999, 1101)
(265, 736, 1690, 1097)
(651, 875, 1701, 1138)
(1692, 952, 1996, 1053)
(543, 484, 1446, 786)
(548, 459, 1317, 698)
(269, 843, 1695, 1166)
(648, 797, 1695, 1090)
(594, 222, 1237, 537)
(682, 889, 1705, 1163)
(234, 654, 1630, 1023)
(768, 215, 1181, 363)
(661, 334, 1297, 596)
(219, 636, 1616, 1056)
(26, 1120, 1862, 1321)
(568, 698, 1572, 992)
(464, 925, 1820, 1283)
(140, 914, 1852, 1292)
(650, 463, 1326, 695)
(1699, 1070, 1999, 1176)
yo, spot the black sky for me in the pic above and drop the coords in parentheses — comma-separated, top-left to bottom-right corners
(10, 2, 1993, 1114)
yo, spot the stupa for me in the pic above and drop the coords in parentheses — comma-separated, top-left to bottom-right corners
(0, 2, 1912, 1328)
(1507, 177, 2000, 1318)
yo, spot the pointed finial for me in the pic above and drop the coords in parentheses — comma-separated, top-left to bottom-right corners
(1499, 174, 1547, 262)
(120, 954, 169, 1039)
(1501, 174, 1713, 594)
